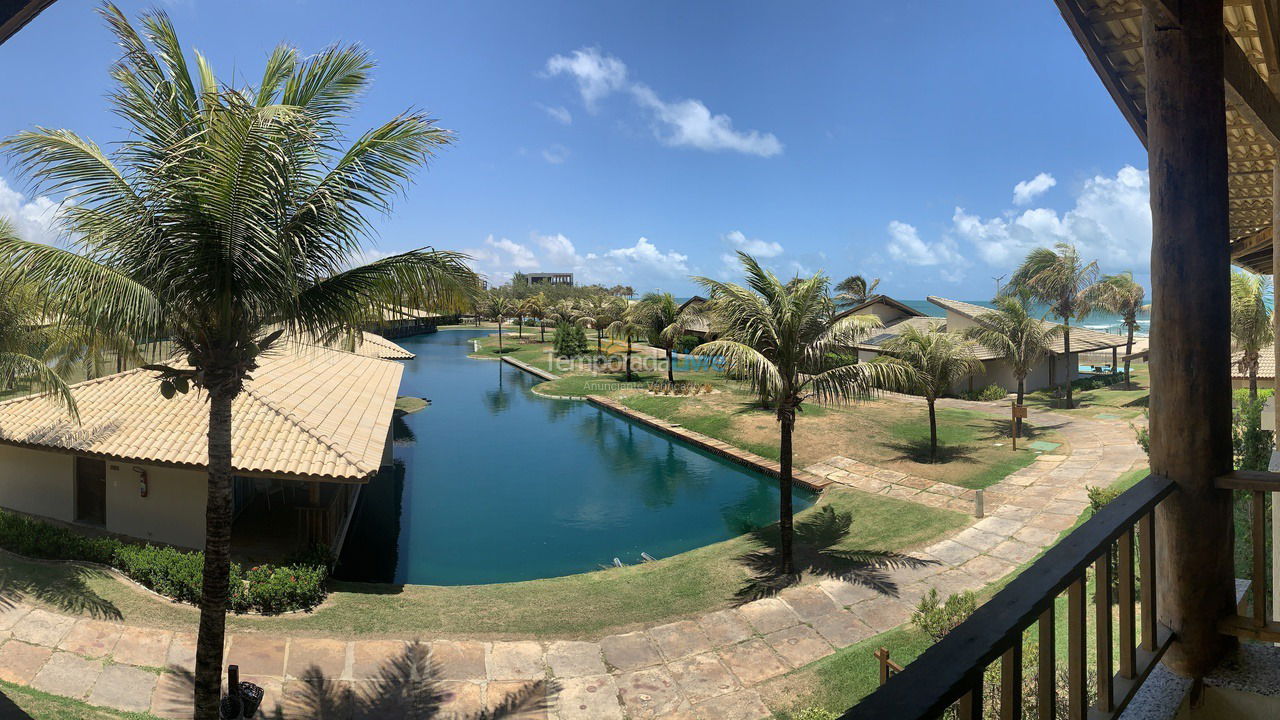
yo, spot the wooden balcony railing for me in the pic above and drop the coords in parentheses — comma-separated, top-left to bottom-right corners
(1215, 470, 1278, 643)
(296, 483, 357, 550)
(842, 473, 1177, 720)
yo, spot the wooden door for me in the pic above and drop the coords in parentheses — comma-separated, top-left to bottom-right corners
(75, 457, 106, 526)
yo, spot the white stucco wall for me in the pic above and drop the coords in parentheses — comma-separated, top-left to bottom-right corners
(0, 445, 74, 522)
(104, 462, 207, 549)
(0, 445, 208, 549)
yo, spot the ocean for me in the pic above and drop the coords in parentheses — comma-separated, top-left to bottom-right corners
(673, 297, 1149, 337)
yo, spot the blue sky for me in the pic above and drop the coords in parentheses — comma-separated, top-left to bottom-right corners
(0, 0, 1150, 298)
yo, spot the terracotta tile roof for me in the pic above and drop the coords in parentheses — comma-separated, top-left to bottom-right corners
(854, 316, 1006, 361)
(301, 331, 414, 360)
(0, 342, 402, 482)
(1232, 345, 1276, 381)
(927, 296, 1129, 353)
(835, 295, 926, 321)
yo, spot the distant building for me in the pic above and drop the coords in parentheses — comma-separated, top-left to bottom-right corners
(527, 272, 574, 287)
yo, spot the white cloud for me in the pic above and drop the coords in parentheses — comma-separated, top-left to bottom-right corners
(886, 220, 965, 269)
(0, 176, 61, 246)
(722, 230, 782, 258)
(539, 103, 573, 125)
(952, 166, 1150, 268)
(464, 232, 690, 289)
(1013, 172, 1057, 205)
(544, 47, 628, 112)
(543, 47, 781, 157)
(541, 144, 570, 164)
(630, 85, 783, 157)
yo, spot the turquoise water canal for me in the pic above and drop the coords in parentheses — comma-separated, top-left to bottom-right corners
(336, 328, 814, 586)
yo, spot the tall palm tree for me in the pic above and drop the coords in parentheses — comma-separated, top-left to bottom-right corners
(576, 294, 625, 354)
(833, 275, 880, 305)
(878, 326, 984, 462)
(548, 299, 578, 329)
(1230, 270, 1273, 399)
(0, 8, 478, 717)
(486, 292, 516, 349)
(523, 292, 548, 342)
(45, 323, 143, 380)
(961, 296, 1061, 436)
(691, 252, 904, 575)
(1093, 272, 1148, 389)
(1007, 242, 1100, 408)
(630, 291, 692, 382)
(606, 311, 647, 382)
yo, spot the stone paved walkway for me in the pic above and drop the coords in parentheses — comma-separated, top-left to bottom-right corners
(0, 404, 1145, 719)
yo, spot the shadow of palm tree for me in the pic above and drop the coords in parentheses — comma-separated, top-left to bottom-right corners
(156, 641, 557, 719)
(0, 559, 122, 620)
(732, 505, 936, 605)
(879, 438, 979, 465)
(0, 689, 34, 718)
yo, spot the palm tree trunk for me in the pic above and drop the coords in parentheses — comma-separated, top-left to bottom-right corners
(539, 321, 545, 342)
(597, 330, 603, 354)
(666, 348, 674, 382)
(1124, 324, 1134, 389)
(518, 317, 523, 338)
(497, 320, 504, 349)
(1250, 365, 1258, 400)
(626, 339, 633, 381)
(1016, 378, 1025, 438)
(1062, 321, 1073, 408)
(928, 399, 938, 461)
(778, 405, 795, 576)
(194, 386, 235, 720)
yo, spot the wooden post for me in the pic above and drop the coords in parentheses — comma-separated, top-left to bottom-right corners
(1143, 0, 1237, 678)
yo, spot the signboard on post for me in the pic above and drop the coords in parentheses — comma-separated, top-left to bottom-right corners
(1011, 403, 1027, 450)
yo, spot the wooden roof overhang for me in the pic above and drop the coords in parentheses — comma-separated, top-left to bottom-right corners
(1056, 0, 1280, 273)
(0, 0, 53, 45)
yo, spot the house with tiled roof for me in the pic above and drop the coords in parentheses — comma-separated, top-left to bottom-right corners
(839, 295, 1129, 396)
(0, 340, 406, 554)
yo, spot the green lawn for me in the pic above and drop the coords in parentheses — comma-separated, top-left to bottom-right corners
(0, 680, 156, 719)
(1024, 365, 1150, 420)
(1, 488, 966, 640)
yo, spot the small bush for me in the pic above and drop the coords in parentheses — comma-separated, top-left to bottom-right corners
(674, 334, 701, 353)
(912, 587, 977, 641)
(976, 384, 1007, 401)
(0, 510, 328, 614)
(552, 323, 589, 357)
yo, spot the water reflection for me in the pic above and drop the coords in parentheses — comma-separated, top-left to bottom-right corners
(336, 329, 815, 585)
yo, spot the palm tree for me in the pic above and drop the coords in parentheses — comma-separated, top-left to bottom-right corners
(0, 8, 478, 718)
(46, 324, 142, 380)
(0, 246, 76, 413)
(961, 296, 1061, 436)
(630, 291, 692, 382)
(1230, 270, 1273, 399)
(486, 292, 516, 350)
(548, 299, 578, 328)
(576, 293, 623, 354)
(1093, 272, 1148, 388)
(878, 326, 984, 462)
(691, 252, 905, 575)
(833, 275, 880, 305)
(1007, 242, 1100, 408)
(606, 311, 647, 382)
(523, 293, 548, 342)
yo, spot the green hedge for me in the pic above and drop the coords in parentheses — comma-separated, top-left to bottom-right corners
(0, 510, 327, 614)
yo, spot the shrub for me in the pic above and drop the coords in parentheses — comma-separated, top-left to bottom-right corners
(976, 384, 1007, 401)
(0, 510, 327, 614)
(1232, 389, 1274, 471)
(552, 323, 589, 357)
(911, 587, 977, 641)
(674, 334, 701, 353)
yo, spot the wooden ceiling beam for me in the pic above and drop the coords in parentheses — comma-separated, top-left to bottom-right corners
(0, 0, 55, 45)
(1054, 0, 1147, 146)
(1225, 35, 1280, 147)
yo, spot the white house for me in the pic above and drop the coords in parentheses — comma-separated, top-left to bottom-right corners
(0, 336, 410, 555)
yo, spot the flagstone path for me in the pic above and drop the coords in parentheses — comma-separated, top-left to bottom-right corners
(0, 404, 1145, 719)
